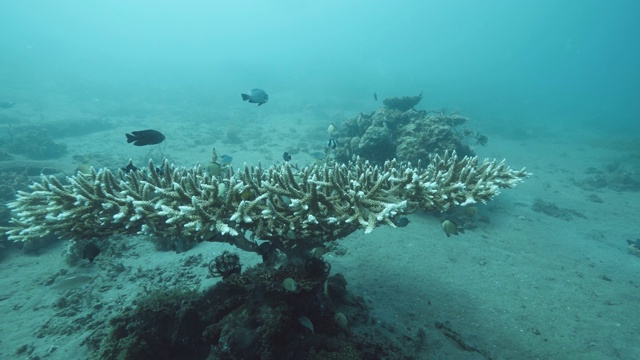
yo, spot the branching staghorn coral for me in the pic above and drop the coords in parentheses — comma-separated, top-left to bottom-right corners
(4, 151, 529, 255)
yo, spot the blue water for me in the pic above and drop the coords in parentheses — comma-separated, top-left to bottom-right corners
(1, 1, 638, 132)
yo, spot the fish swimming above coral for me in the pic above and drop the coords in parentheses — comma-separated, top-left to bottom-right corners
(241, 88, 269, 106)
(327, 123, 336, 136)
(121, 160, 139, 173)
(126, 130, 165, 146)
(220, 155, 233, 167)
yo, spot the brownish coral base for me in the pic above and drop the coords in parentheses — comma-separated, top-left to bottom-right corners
(91, 257, 415, 360)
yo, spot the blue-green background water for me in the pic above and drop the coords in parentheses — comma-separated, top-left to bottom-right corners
(1, 0, 638, 132)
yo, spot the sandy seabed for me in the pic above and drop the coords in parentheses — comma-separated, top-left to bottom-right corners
(1, 100, 639, 360)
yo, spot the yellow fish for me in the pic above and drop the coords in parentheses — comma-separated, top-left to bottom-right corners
(327, 123, 336, 136)
(442, 219, 463, 237)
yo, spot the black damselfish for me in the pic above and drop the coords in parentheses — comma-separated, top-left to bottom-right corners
(121, 161, 139, 173)
(126, 130, 165, 146)
(82, 242, 100, 263)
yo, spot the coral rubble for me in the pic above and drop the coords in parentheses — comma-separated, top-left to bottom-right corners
(4, 152, 529, 255)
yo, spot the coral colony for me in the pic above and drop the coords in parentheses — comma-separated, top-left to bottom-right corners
(1, 97, 531, 357)
(5, 151, 529, 255)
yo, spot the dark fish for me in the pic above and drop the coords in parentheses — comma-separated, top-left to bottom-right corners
(326, 139, 337, 149)
(122, 161, 139, 173)
(126, 130, 165, 146)
(82, 242, 100, 263)
(241, 88, 269, 106)
(627, 239, 640, 247)
(392, 217, 410, 227)
(283, 151, 291, 161)
(373, 92, 378, 101)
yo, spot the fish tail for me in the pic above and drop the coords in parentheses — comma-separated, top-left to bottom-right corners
(241, 94, 250, 101)
(126, 133, 136, 143)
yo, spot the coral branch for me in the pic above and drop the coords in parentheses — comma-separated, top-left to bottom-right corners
(3, 153, 530, 255)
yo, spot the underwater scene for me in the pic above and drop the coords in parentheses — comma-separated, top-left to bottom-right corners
(1, 1, 639, 359)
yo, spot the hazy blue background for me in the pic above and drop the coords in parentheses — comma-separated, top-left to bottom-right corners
(1, 0, 638, 132)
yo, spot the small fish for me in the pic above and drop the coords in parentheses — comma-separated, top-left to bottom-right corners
(463, 206, 478, 217)
(82, 242, 100, 263)
(121, 160, 139, 173)
(373, 92, 378, 101)
(326, 139, 337, 150)
(311, 246, 327, 258)
(327, 123, 336, 136)
(220, 155, 233, 167)
(240, 188, 256, 201)
(297, 315, 314, 334)
(241, 88, 269, 106)
(283, 151, 291, 161)
(627, 239, 640, 248)
(628, 239, 640, 256)
(126, 129, 165, 146)
(442, 219, 464, 237)
(50, 274, 95, 290)
(392, 217, 410, 227)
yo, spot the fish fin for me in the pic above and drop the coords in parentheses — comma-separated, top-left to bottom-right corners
(241, 94, 250, 101)
(126, 133, 136, 143)
(258, 102, 264, 106)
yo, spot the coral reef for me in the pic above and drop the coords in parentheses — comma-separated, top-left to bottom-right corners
(91, 257, 412, 360)
(333, 96, 487, 165)
(0, 168, 30, 202)
(383, 92, 423, 112)
(0, 110, 529, 357)
(573, 163, 640, 192)
(3, 153, 529, 255)
(531, 199, 586, 221)
(2, 126, 66, 160)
